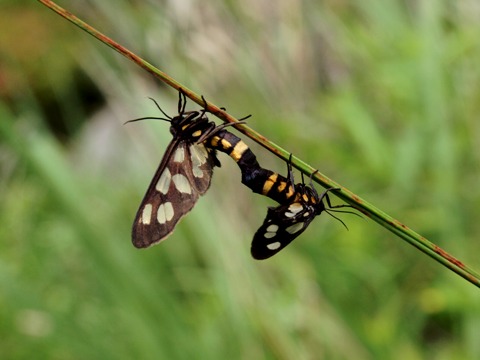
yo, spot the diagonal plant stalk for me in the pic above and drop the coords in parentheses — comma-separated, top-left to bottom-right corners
(37, 0, 480, 288)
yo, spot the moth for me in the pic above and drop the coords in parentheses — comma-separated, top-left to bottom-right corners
(251, 158, 352, 260)
(129, 91, 253, 248)
(129, 91, 227, 248)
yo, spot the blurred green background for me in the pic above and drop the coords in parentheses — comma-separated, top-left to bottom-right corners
(1, 0, 480, 359)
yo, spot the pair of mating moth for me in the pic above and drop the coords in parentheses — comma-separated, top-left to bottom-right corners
(129, 91, 349, 259)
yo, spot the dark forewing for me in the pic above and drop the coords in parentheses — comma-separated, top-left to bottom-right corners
(251, 201, 316, 260)
(132, 141, 216, 248)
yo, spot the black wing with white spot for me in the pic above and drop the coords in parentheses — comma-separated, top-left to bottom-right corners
(130, 91, 220, 248)
(132, 139, 217, 248)
(250, 196, 319, 260)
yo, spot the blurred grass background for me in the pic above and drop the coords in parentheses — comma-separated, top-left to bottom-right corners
(1, 0, 480, 359)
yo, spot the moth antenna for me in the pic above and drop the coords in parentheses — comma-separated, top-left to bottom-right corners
(328, 207, 363, 219)
(325, 209, 350, 230)
(148, 97, 172, 120)
(124, 97, 174, 124)
(124, 116, 171, 125)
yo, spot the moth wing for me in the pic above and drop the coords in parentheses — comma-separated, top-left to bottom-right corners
(251, 202, 315, 260)
(186, 143, 217, 194)
(132, 142, 216, 248)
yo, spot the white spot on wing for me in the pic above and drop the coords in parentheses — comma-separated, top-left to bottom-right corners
(266, 224, 279, 232)
(157, 202, 174, 224)
(190, 144, 209, 178)
(164, 202, 174, 221)
(141, 204, 153, 224)
(267, 242, 281, 250)
(156, 168, 171, 194)
(190, 144, 209, 166)
(193, 166, 203, 178)
(289, 203, 303, 212)
(264, 224, 279, 239)
(286, 222, 304, 234)
(285, 202, 303, 218)
(173, 147, 185, 163)
(172, 174, 192, 194)
(157, 204, 166, 224)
